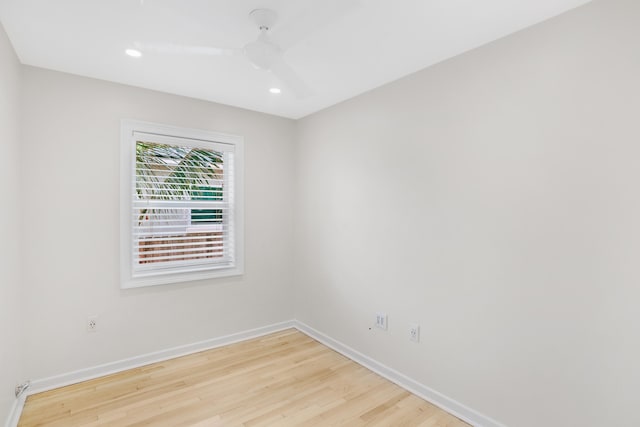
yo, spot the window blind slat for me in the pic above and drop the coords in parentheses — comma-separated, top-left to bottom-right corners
(132, 200, 230, 209)
(137, 249, 229, 262)
(133, 232, 233, 240)
(135, 242, 223, 252)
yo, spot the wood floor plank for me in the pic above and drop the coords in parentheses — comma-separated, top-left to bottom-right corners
(19, 329, 469, 427)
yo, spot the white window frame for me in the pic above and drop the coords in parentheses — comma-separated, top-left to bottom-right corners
(120, 119, 244, 289)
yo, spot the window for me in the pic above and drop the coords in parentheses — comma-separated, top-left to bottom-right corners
(120, 120, 244, 288)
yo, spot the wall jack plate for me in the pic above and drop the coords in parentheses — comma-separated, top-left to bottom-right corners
(375, 312, 388, 330)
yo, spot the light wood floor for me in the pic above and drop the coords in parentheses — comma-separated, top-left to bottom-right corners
(19, 329, 469, 426)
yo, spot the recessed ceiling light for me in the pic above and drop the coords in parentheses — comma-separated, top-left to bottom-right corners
(269, 87, 281, 94)
(125, 49, 142, 58)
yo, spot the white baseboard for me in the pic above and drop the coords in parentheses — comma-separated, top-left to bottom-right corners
(6, 319, 503, 427)
(28, 320, 295, 396)
(4, 394, 26, 427)
(293, 320, 507, 427)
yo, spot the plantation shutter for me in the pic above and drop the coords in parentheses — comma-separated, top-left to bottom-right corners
(130, 132, 236, 278)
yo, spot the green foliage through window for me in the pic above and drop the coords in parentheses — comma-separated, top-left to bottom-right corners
(135, 141, 224, 225)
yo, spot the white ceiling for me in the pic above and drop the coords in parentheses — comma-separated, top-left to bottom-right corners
(0, 0, 592, 119)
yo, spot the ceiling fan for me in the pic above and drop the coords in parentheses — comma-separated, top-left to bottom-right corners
(136, 2, 358, 99)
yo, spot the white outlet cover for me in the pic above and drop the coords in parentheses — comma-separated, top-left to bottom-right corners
(409, 323, 420, 342)
(375, 312, 388, 330)
(87, 316, 98, 332)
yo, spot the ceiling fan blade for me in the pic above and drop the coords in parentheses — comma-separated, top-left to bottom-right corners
(270, 58, 314, 99)
(271, 0, 360, 51)
(135, 42, 240, 56)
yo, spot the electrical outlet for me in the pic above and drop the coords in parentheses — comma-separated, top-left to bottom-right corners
(87, 316, 97, 332)
(375, 312, 388, 330)
(14, 381, 30, 398)
(409, 323, 420, 342)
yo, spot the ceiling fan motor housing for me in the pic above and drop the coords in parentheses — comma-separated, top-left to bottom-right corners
(250, 8, 278, 31)
(245, 9, 281, 70)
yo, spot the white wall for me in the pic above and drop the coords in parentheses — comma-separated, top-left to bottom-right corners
(294, 1, 640, 426)
(0, 22, 23, 422)
(20, 67, 296, 379)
